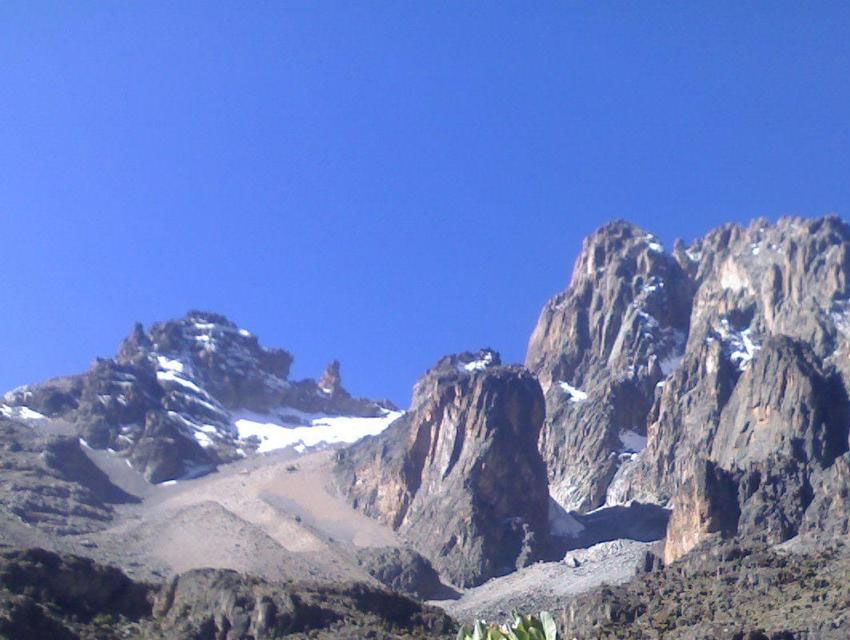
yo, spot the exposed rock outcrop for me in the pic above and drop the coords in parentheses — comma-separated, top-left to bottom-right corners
(0, 547, 153, 640)
(3, 311, 390, 485)
(526, 221, 693, 511)
(353, 547, 443, 600)
(335, 350, 550, 587)
(561, 542, 850, 639)
(0, 548, 454, 640)
(149, 568, 454, 639)
(528, 216, 850, 559)
(0, 417, 137, 535)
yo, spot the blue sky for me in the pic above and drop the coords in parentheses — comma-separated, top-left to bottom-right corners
(2, 2, 850, 406)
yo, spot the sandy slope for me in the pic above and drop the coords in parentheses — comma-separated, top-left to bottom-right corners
(50, 449, 400, 585)
(3, 439, 657, 621)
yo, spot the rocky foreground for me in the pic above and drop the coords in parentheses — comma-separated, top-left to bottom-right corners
(562, 541, 850, 640)
(0, 547, 454, 640)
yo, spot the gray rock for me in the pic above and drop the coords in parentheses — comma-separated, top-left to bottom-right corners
(3, 310, 387, 485)
(353, 546, 443, 599)
(336, 349, 550, 587)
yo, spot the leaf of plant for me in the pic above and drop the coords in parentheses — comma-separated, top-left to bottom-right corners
(540, 611, 558, 640)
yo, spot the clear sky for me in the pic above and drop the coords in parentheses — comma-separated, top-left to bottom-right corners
(2, 3, 850, 406)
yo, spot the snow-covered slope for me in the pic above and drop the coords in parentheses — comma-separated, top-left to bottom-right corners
(3, 311, 398, 483)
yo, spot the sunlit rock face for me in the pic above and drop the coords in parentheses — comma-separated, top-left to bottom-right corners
(335, 349, 550, 588)
(528, 216, 850, 558)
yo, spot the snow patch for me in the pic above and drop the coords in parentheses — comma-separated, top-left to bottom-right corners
(233, 409, 404, 454)
(685, 247, 702, 262)
(459, 352, 496, 373)
(643, 234, 664, 253)
(707, 318, 762, 371)
(0, 404, 47, 421)
(619, 429, 647, 453)
(156, 355, 186, 373)
(558, 382, 588, 402)
(156, 369, 205, 395)
(719, 263, 748, 291)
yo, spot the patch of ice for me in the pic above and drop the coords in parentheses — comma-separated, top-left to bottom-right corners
(707, 318, 762, 371)
(160, 480, 177, 486)
(0, 404, 47, 421)
(193, 431, 214, 448)
(184, 394, 228, 417)
(79, 438, 91, 449)
(233, 409, 404, 454)
(619, 429, 647, 453)
(238, 328, 251, 337)
(643, 234, 664, 253)
(685, 248, 702, 262)
(637, 310, 657, 326)
(558, 382, 588, 402)
(459, 352, 496, 373)
(830, 301, 850, 339)
(750, 243, 761, 256)
(642, 276, 665, 294)
(658, 332, 687, 376)
(156, 355, 185, 373)
(156, 370, 205, 395)
(720, 263, 748, 291)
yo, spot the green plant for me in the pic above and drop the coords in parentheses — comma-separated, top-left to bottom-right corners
(456, 611, 558, 640)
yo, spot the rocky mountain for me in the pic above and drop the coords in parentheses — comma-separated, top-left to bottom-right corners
(7, 215, 850, 639)
(335, 349, 550, 588)
(527, 215, 850, 563)
(2, 311, 397, 485)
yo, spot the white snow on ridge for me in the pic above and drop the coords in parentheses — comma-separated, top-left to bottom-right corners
(459, 351, 496, 373)
(685, 248, 702, 262)
(642, 234, 664, 253)
(707, 318, 762, 371)
(156, 369, 205, 395)
(233, 409, 404, 454)
(0, 404, 47, 421)
(558, 382, 588, 402)
(156, 355, 186, 373)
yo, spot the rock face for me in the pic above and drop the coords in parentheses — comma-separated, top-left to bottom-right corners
(0, 547, 153, 640)
(529, 216, 850, 559)
(561, 541, 850, 639)
(526, 221, 692, 511)
(149, 568, 454, 639)
(335, 350, 550, 588)
(2, 311, 391, 485)
(353, 547, 443, 600)
(0, 417, 137, 535)
(0, 548, 454, 640)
